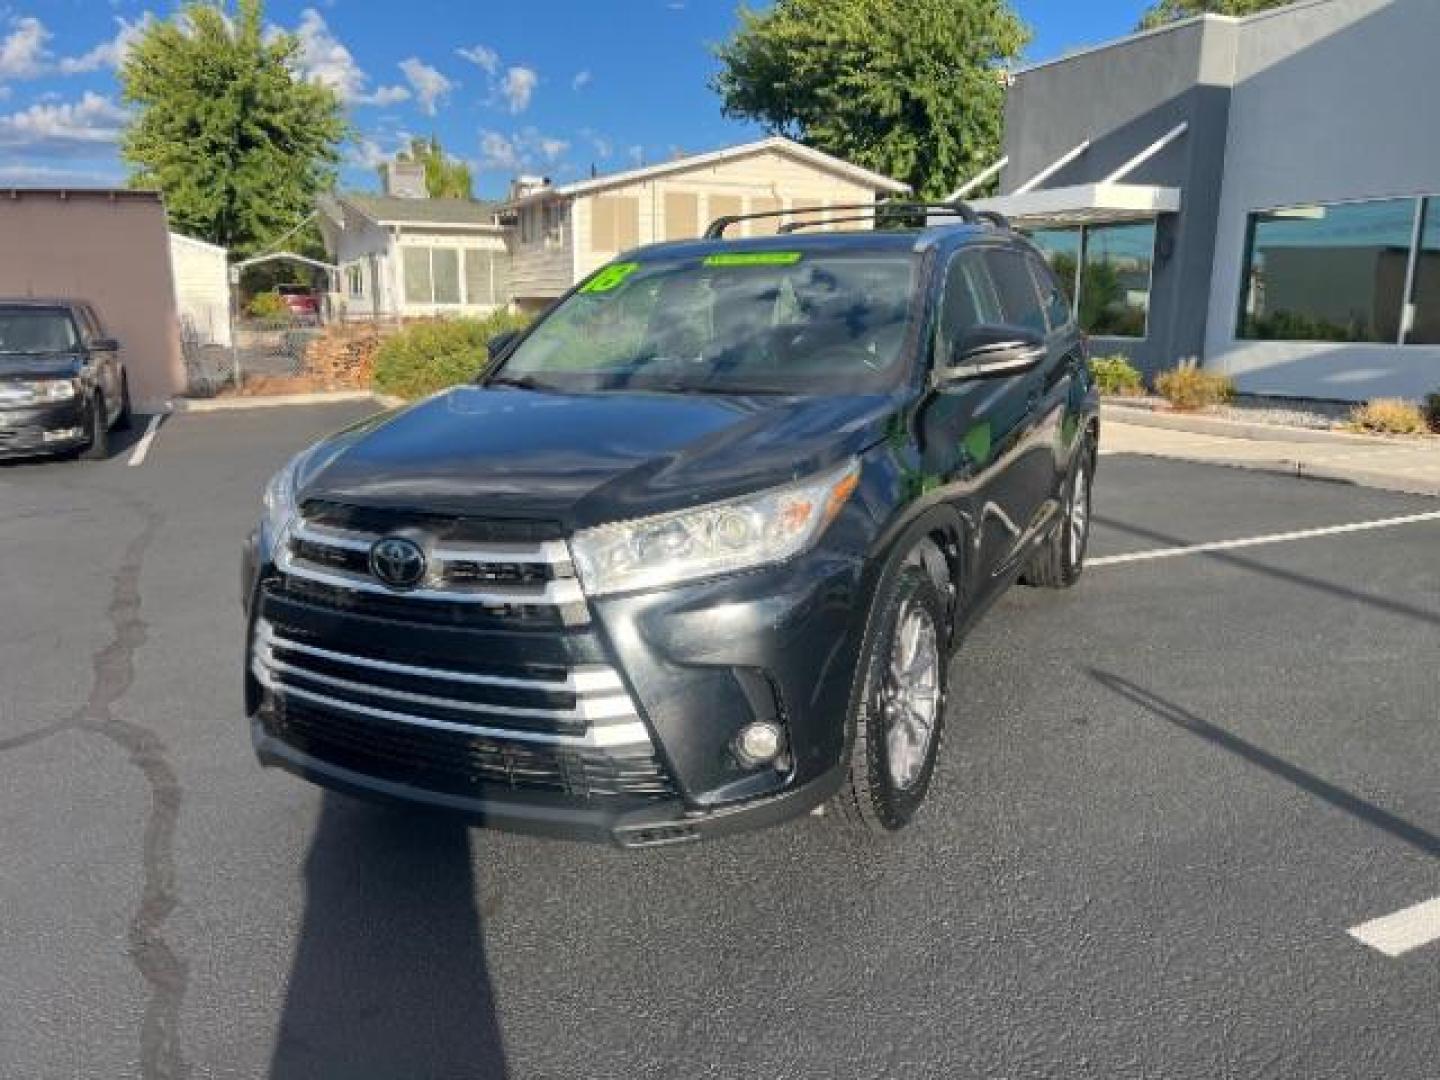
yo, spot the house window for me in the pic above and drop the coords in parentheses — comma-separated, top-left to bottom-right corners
(709, 195, 744, 236)
(664, 191, 699, 241)
(464, 249, 511, 306)
(345, 264, 365, 299)
(543, 203, 566, 248)
(402, 247, 464, 306)
(1239, 198, 1415, 343)
(591, 196, 639, 253)
(749, 196, 783, 236)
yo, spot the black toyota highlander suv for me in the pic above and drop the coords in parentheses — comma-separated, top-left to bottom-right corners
(242, 201, 1099, 847)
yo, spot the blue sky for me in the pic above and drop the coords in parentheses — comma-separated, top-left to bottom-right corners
(0, 0, 1146, 198)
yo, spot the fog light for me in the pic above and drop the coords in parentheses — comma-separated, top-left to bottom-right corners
(43, 426, 83, 442)
(734, 721, 784, 768)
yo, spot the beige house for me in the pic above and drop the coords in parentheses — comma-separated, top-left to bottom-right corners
(499, 136, 909, 312)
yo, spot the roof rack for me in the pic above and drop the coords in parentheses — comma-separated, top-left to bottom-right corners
(704, 199, 985, 239)
(975, 209, 1012, 230)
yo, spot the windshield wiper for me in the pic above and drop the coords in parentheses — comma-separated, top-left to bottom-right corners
(487, 374, 553, 391)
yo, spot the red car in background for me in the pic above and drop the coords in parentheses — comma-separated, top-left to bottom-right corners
(276, 285, 320, 323)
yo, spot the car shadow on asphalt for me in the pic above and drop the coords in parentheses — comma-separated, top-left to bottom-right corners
(1089, 669, 1440, 860)
(0, 414, 157, 468)
(270, 794, 509, 1080)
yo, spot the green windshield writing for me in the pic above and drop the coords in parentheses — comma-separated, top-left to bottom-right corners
(580, 262, 640, 294)
(702, 252, 803, 268)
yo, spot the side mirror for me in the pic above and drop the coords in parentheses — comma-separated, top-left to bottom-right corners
(939, 325, 1046, 383)
(487, 330, 519, 358)
(92, 337, 120, 353)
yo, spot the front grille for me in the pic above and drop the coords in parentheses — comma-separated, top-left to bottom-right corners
(255, 503, 672, 802)
(265, 701, 675, 800)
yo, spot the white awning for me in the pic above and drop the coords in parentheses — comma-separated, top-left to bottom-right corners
(969, 182, 1181, 228)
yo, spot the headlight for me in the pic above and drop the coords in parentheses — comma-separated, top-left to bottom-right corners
(20, 379, 77, 402)
(570, 461, 861, 597)
(262, 452, 303, 537)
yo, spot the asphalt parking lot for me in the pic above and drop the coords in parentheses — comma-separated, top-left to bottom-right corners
(2, 403, 1438, 1080)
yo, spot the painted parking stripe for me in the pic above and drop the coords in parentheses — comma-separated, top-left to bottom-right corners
(127, 414, 165, 467)
(1090, 510, 1440, 568)
(1348, 896, 1440, 958)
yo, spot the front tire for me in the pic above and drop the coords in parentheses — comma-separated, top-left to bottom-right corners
(1023, 433, 1095, 589)
(80, 393, 109, 461)
(114, 375, 133, 432)
(834, 565, 949, 835)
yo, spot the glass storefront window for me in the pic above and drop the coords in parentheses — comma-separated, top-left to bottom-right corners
(1081, 221, 1155, 338)
(1238, 199, 1414, 343)
(1408, 198, 1440, 345)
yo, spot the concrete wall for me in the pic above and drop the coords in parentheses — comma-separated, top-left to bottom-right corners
(1001, 18, 1236, 376)
(1205, 0, 1440, 400)
(0, 190, 184, 409)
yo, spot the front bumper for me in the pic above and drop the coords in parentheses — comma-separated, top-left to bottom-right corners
(244, 530, 871, 846)
(0, 400, 86, 457)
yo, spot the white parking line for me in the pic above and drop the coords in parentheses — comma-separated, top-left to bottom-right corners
(1348, 896, 1440, 958)
(126, 414, 165, 467)
(1090, 510, 1440, 567)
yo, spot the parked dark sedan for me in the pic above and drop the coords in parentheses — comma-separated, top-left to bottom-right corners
(0, 300, 131, 460)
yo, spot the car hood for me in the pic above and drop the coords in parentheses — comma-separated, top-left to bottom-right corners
(301, 385, 900, 528)
(0, 354, 83, 381)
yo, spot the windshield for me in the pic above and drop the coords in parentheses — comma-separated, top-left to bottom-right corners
(494, 250, 917, 394)
(0, 308, 79, 357)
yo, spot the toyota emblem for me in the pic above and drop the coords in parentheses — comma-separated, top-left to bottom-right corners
(369, 536, 427, 591)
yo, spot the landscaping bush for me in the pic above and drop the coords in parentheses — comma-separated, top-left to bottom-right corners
(1089, 354, 1145, 397)
(246, 291, 289, 321)
(1154, 362, 1236, 411)
(371, 311, 531, 400)
(1348, 398, 1428, 435)
(1424, 392, 1440, 434)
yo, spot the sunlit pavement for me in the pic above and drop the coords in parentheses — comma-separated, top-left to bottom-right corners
(2, 404, 1438, 1079)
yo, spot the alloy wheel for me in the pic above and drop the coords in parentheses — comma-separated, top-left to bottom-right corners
(881, 600, 941, 790)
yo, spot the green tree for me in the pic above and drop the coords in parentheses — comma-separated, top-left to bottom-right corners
(120, 0, 349, 256)
(1137, 0, 1291, 30)
(712, 0, 1030, 200)
(383, 135, 474, 199)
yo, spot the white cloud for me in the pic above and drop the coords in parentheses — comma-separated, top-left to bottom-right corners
(477, 127, 570, 175)
(289, 9, 409, 107)
(0, 16, 51, 80)
(579, 128, 612, 160)
(0, 162, 122, 185)
(0, 92, 129, 152)
(58, 13, 153, 74)
(571, 69, 591, 91)
(501, 65, 537, 114)
(456, 44, 499, 75)
(399, 57, 453, 116)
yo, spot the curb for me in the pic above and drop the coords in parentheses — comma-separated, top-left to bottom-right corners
(172, 390, 384, 413)
(1100, 403, 1363, 445)
(1113, 451, 1440, 498)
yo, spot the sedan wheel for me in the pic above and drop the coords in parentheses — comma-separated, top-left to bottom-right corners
(882, 600, 941, 791)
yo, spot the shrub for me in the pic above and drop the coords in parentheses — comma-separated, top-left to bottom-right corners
(246, 291, 289, 321)
(1089, 354, 1145, 397)
(1424, 392, 1440, 434)
(371, 311, 531, 400)
(1155, 362, 1235, 411)
(1348, 398, 1427, 435)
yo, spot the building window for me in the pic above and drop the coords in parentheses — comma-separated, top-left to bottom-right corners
(1239, 198, 1415, 343)
(464, 249, 511, 306)
(709, 195, 744, 236)
(749, 196, 783, 236)
(542, 203, 566, 248)
(1411, 198, 1440, 345)
(1028, 228, 1081, 305)
(402, 247, 464, 306)
(1026, 222, 1155, 337)
(664, 191, 699, 241)
(591, 195, 640, 253)
(1083, 221, 1155, 338)
(345, 264, 365, 299)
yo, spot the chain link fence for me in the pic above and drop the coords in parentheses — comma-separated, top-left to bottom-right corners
(183, 316, 326, 397)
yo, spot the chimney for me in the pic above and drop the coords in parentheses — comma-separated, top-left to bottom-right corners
(509, 175, 553, 201)
(385, 161, 428, 199)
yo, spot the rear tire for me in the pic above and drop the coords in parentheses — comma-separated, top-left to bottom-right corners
(834, 565, 949, 836)
(1023, 433, 1095, 589)
(80, 394, 109, 461)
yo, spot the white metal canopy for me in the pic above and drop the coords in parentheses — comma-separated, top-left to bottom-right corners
(969, 181, 1181, 228)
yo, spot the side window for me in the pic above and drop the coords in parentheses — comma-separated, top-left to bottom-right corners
(1028, 255, 1073, 332)
(936, 251, 1003, 362)
(985, 249, 1048, 335)
(76, 305, 100, 342)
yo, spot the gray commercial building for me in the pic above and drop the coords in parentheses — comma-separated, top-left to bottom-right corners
(972, 0, 1440, 402)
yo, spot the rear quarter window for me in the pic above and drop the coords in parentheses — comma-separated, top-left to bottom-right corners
(984, 248, 1048, 336)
